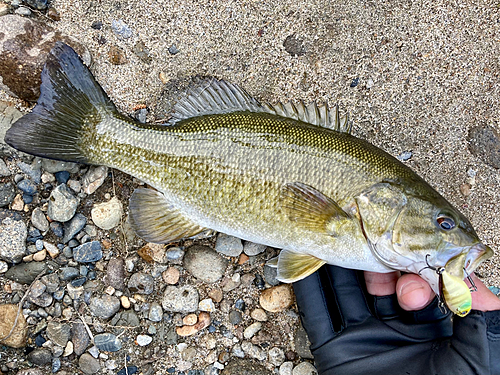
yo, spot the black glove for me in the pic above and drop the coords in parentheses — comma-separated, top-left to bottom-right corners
(293, 265, 500, 375)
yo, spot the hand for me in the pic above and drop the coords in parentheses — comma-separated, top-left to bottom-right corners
(293, 266, 500, 375)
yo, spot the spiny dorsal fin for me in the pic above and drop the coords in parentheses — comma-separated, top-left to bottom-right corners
(129, 188, 207, 244)
(282, 182, 351, 236)
(274, 249, 326, 283)
(165, 78, 351, 133)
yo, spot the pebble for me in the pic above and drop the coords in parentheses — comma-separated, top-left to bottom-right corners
(72, 322, 90, 356)
(489, 286, 500, 295)
(82, 166, 108, 194)
(162, 285, 199, 313)
(94, 333, 122, 352)
(397, 151, 413, 161)
(0, 159, 9, 176)
(50, 222, 64, 237)
(120, 296, 131, 309)
(66, 284, 84, 300)
(67, 179, 81, 193)
(176, 311, 211, 336)
(259, 285, 294, 312)
(91, 197, 123, 230)
(136, 334, 153, 346)
(11, 193, 23, 211)
(62, 213, 87, 243)
(243, 241, 267, 256)
(268, 347, 286, 366)
(208, 289, 223, 303)
(294, 325, 313, 360)
(292, 362, 318, 375)
(128, 272, 154, 294)
(41, 159, 79, 174)
(0, 216, 27, 263)
(0, 183, 16, 207)
(162, 267, 180, 284)
(111, 19, 133, 38)
(54, 171, 70, 184)
(0, 260, 8, 273)
(117, 366, 138, 375)
(79, 353, 101, 374)
(89, 295, 121, 319)
(199, 298, 216, 312)
(241, 341, 267, 361)
(228, 310, 242, 325)
(43, 241, 59, 258)
(104, 257, 125, 290)
(280, 362, 294, 375)
(52, 357, 61, 372)
(17, 178, 37, 195)
(0, 304, 28, 348)
(244, 322, 262, 339)
(73, 241, 102, 263)
(184, 245, 228, 283)
(63, 341, 74, 357)
(31, 207, 49, 232)
(60, 267, 79, 281)
(148, 302, 163, 322)
(250, 308, 268, 322)
(46, 322, 71, 347)
(183, 313, 198, 325)
(47, 184, 79, 222)
(4, 261, 46, 284)
(166, 247, 185, 263)
(263, 265, 280, 286)
(41, 172, 55, 184)
(215, 233, 244, 257)
(27, 348, 52, 365)
(168, 44, 179, 55)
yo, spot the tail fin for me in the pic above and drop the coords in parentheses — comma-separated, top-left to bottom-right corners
(4, 42, 118, 163)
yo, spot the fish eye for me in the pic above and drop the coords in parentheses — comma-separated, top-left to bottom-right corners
(436, 214, 456, 231)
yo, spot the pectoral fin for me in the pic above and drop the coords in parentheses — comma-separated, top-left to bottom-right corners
(274, 249, 326, 283)
(282, 182, 352, 236)
(129, 188, 207, 244)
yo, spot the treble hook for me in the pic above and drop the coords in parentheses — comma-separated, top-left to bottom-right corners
(463, 268, 477, 292)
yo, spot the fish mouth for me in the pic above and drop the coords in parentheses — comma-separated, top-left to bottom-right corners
(444, 243, 493, 279)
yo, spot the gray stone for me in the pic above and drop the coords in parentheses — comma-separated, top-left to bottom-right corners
(29, 279, 46, 298)
(0, 158, 10, 176)
(104, 257, 125, 291)
(241, 341, 267, 361)
(292, 362, 318, 375)
(0, 216, 27, 263)
(60, 267, 79, 281)
(280, 362, 294, 375)
(94, 332, 122, 352)
(27, 348, 52, 366)
(71, 321, 90, 356)
(228, 310, 242, 325)
(0, 102, 23, 157)
(136, 334, 152, 346)
(41, 159, 79, 174)
(17, 161, 42, 183)
(79, 353, 101, 374)
(0, 182, 15, 207)
(89, 295, 121, 319)
(162, 285, 199, 313)
(91, 197, 123, 230)
(294, 324, 313, 360)
(268, 347, 286, 367)
(184, 245, 228, 283)
(31, 207, 49, 232)
(243, 241, 267, 256)
(128, 272, 154, 294)
(221, 359, 271, 375)
(28, 292, 53, 307)
(73, 241, 102, 263)
(148, 302, 163, 322)
(62, 213, 86, 243)
(112, 310, 140, 329)
(4, 261, 46, 284)
(46, 322, 71, 347)
(215, 233, 243, 257)
(0, 260, 8, 273)
(47, 184, 79, 222)
(82, 166, 108, 194)
(41, 273, 59, 293)
(263, 265, 280, 286)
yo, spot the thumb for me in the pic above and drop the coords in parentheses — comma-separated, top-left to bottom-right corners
(396, 274, 435, 311)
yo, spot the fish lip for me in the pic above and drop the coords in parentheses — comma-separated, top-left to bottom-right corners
(443, 243, 493, 278)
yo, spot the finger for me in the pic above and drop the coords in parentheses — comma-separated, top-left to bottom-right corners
(396, 274, 435, 311)
(467, 273, 500, 312)
(364, 271, 400, 296)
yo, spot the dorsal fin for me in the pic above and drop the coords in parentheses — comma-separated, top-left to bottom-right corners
(165, 78, 351, 133)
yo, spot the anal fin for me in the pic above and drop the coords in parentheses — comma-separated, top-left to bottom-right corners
(275, 249, 326, 283)
(129, 188, 207, 244)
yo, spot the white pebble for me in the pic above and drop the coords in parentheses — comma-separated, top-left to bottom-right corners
(136, 334, 153, 346)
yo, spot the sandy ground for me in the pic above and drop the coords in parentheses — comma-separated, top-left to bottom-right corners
(44, 0, 500, 285)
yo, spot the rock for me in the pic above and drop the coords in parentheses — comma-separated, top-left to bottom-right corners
(33, 249, 46, 261)
(71, 322, 90, 356)
(468, 124, 500, 169)
(29, 279, 46, 298)
(31, 207, 49, 232)
(111, 19, 133, 39)
(259, 285, 294, 312)
(280, 362, 294, 375)
(46, 322, 71, 347)
(73, 241, 102, 263)
(199, 298, 216, 312)
(215, 233, 243, 257)
(108, 44, 128, 65)
(244, 322, 262, 339)
(148, 302, 163, 322)
(136, 334, 152, 346)
(176, 311, 211, 336)
(184, 245, 228, 283)
(41, 159, 79, 174)
(44, 241, 59, 258)
(104, 257, 125, 290)
(94, 332, 122, 352)
(128, 272, 154, 294)
(63, 341, 74, 356)
(221, 359, 271, 375)
(0, 216, 27, 263)
(0, 304, 28, 348)
(79, 353, 101, 374)
(292, 362, 318, 375)
(243, 241, 267, 256)
(62, 213, 87, 243)
(113, 310, 140, 328)
(0, 158, 10, 176)
(228, 310, 242, 325)
(238, 342, 267, 361)
(82, 166, 108, 194)
(0, 260, 7, 273)
(27, 348, 52, 365)
(60, 266, 79, 281)
(283, 34, 306, 57)
(17, 161, 42, 183)
(11, 193, 23, 211)
(294, 324, 313, 360)
(91, 197, 123, 230)
(132, 40, 151, 63)
(47, 184, 79, 222)
(0, 182, 15, 207)
(17, 178, 37, 195)
(89, 295, 121, 319)
(162, 267, 180, 284)
(120, 296, 130, 309)
(183, 313, 198, 326)
(263, 265, 280, 286)
(0, 15, 90, 101)
(166, 247, 184, 262)
(0, 102, 24, 157)
(28, 291, 52, 307)
(162, 285, 199, 313)
(250, 308, 268, 322)
(268, 347, 286, 366)
(138, 242, 166, 263)
(4, 261, 46, 284)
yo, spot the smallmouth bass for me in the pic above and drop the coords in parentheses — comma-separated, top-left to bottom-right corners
(5, 43, 493, 316)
